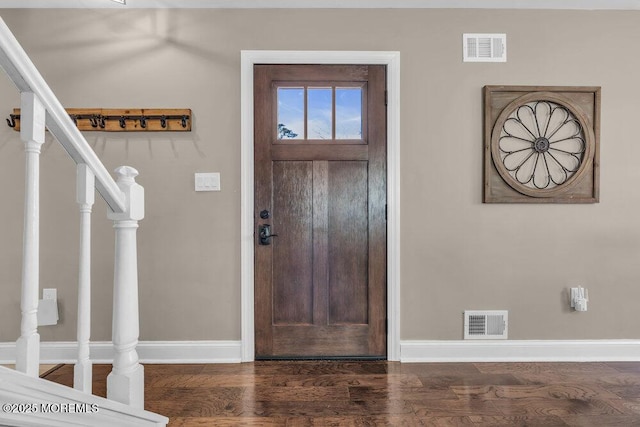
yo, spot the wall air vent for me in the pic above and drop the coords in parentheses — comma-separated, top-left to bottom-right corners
(464, 310, 508, 339)
(463, 33, 507, 62)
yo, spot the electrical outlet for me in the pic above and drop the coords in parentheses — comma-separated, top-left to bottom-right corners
(570, 286, 588, 312)
(43, 288, 57, 300)
(38, 288, 59, 326)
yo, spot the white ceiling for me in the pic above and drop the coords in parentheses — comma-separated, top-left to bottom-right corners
(0, 0, 639, 9)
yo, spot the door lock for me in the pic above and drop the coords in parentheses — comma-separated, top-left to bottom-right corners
(258, 224, 278, 245)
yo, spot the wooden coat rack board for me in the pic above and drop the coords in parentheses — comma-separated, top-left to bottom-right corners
(7, 108, 192, 132)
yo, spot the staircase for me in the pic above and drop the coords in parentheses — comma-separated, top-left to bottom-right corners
(0, 366, 166, 426)
(0, 16, 167, 427)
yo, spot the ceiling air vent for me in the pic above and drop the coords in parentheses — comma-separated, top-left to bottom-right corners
(464, 310, 508, 339)
(463, 33, 507, 63)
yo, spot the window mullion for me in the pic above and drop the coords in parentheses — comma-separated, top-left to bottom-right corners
(332, 86, 336, 140)
(304, 86, 308, 140)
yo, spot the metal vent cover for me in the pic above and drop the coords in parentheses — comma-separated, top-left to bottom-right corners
(464, 310, 508, 339)
(463, 33, 507, 62)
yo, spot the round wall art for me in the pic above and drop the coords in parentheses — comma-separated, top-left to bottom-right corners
(484, 86, 600, 203)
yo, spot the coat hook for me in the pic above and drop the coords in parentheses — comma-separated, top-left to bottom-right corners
(7, 109, 191, 132)
(6, 114, 17, 128)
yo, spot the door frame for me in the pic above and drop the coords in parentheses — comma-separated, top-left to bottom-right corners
(240, 50, 401, 361)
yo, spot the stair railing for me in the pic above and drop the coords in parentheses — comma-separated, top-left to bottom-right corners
(0, 16, 145, 409)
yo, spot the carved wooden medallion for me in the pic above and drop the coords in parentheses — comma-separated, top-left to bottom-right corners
(484, 86, 600, 203)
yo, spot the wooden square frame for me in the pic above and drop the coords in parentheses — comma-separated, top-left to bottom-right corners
(483, 86, 600, 204)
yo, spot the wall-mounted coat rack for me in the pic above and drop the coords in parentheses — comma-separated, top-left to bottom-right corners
(7, 108, 191, 132)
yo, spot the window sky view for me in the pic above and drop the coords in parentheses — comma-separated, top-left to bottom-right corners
(277, 87, 363, 140)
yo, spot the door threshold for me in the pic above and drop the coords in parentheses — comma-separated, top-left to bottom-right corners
(255, 356, 387, 361)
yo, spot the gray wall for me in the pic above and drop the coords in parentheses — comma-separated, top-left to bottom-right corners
(0, 8, 638, 343)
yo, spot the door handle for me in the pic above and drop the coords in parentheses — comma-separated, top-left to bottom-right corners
(258, 224, 278, 245)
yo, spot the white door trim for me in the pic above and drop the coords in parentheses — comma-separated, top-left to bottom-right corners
(240, 50, 401, 362)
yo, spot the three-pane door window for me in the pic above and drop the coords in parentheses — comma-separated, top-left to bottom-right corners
(276, 85, 365, 142)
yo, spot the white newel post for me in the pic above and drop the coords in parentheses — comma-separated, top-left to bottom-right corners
(106, 166, 144, 409)
(16, 92, 45, 377)
(74, 164, 95, 393)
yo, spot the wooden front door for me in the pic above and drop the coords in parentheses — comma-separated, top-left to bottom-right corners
(254, 64, 387, 358)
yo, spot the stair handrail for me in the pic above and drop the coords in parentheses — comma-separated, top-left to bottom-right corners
(0, 17, 125, 213)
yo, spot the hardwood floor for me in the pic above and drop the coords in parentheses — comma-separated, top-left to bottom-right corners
(42, 361, 640, 426)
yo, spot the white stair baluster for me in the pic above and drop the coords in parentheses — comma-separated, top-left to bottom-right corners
(74, 163, 95, 393)
(106, 166, 145, 409)
(16, 92, 45, 377)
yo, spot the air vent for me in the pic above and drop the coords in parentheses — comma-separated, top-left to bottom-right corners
(464, 310, 508, 339)
(463, 33, 507, 62)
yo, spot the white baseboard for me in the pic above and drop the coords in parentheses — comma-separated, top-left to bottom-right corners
(3, 340, 638, 364)
(0, 340, 242, 364)
(400, 340, 640, 362)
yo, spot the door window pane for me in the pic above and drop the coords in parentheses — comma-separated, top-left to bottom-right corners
(307, 87, 333, 140)
(335, 88, 362, 140)
(277, 87, 304, 139)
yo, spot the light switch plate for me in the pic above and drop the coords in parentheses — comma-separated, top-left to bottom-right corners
(195, 172, 220, 192)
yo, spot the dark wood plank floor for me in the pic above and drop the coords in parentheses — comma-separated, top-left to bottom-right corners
(43, 361, 640, 426)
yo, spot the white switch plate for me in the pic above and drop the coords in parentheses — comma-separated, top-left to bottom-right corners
(195, 172, 220, 192)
